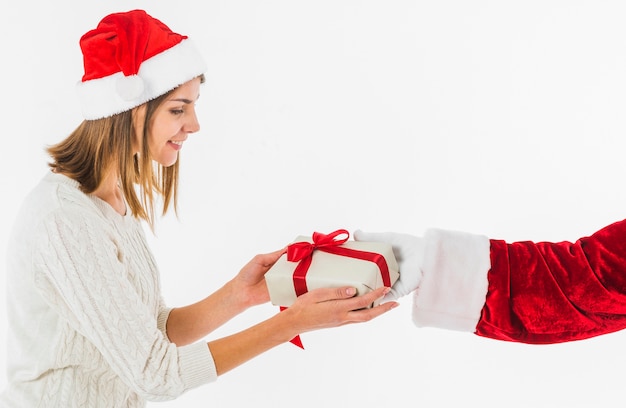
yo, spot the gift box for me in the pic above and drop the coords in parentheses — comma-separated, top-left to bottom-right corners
(265, 229, 400, 308)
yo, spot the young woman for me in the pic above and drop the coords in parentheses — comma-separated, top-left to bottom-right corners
(0, 10, 397, 407)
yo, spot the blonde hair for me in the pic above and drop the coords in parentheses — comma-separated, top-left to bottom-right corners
(47, 88, 181, 229)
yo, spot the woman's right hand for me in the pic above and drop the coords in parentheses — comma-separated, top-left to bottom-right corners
(207, 285, 398, 376)
(282, 285, 398, 336)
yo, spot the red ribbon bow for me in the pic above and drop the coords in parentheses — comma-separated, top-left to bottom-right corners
(280, 229, 392, 349)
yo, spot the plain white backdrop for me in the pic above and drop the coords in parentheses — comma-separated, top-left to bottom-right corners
(2, 1, 626, 407)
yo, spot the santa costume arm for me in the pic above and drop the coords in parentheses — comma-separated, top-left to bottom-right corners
(359, 220, 626, 344)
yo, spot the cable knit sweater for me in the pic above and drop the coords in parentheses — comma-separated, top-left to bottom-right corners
(1, 172, 218, 407)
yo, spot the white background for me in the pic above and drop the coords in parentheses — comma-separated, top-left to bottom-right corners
(2, 1, 626, 407)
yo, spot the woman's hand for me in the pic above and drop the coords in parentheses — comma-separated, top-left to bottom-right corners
(283, 285, 399, 335)
(208, 284, 398, 375)
(167, 248, 286, 345)
(229, 247, 287, 308)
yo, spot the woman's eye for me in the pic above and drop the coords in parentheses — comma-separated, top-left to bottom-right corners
(170, 109, 184, 115)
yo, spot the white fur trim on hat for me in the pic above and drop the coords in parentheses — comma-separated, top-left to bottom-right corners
(76, 38, 207, 120)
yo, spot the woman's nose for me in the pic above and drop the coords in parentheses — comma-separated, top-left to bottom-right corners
(185, 109, 200, 133)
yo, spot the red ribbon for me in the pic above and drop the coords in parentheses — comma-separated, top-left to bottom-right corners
(282, 229, 392, 348)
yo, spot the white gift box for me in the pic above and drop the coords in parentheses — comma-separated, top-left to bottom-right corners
(265, 234, 399, 308)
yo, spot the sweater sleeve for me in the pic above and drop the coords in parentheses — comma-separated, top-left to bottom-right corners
(31, 206, 217, 401)
(413, 220, 626, 344)
(157, 296, 173, 339)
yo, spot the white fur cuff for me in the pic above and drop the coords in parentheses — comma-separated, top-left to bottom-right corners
(412, 228, 491, 332)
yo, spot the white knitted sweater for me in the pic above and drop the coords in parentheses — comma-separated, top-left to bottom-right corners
(1, 172, 218, 407)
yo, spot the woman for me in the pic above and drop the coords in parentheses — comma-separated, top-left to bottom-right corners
(1, 10, 397, 407)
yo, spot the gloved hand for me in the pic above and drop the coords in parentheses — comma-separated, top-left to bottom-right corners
(354, 230, 424, 302)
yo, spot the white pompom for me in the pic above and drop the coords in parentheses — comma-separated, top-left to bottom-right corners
(116, 75, 145, 101)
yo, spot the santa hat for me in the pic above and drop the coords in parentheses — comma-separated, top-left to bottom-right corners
(76, 9, 207, 120)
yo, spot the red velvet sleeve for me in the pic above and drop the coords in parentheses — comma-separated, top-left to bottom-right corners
(475, 219, 626, 344)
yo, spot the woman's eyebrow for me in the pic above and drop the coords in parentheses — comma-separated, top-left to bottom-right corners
(169, 98, 194, 104)
(169, 93, 200, 104)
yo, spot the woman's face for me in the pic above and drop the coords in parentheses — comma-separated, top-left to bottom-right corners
(134, 77, 202, 167)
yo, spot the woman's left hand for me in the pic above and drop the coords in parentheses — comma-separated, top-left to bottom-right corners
(231, 247, 287, 307)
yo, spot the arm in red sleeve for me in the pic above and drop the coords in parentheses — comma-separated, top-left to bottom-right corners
(476, 219, 626, 344)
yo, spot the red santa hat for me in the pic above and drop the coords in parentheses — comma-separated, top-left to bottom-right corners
(76, 9, 207, 120)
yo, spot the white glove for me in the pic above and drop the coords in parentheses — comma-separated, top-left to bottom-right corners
(353, 230, 424, 302)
